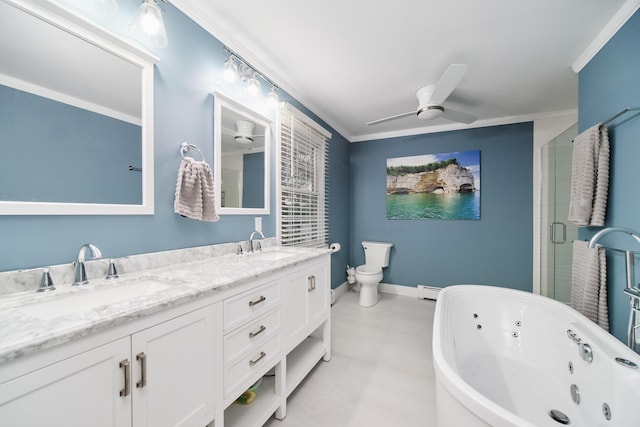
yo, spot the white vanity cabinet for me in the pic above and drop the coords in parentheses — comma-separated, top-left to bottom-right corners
(0, 306, 216, 427)
(0, 337, 131, 427)
(131, 307, 216, 427)
(280, 257, 331, 403)
(0, 250, 331, 427)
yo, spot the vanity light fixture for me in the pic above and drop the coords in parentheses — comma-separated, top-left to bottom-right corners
(267, 85, 279, 107)
(223, 56, 239, 82)
(246, 72, 261, 97)
(129, 0, 168, 48)
(222, 46, 279, 107)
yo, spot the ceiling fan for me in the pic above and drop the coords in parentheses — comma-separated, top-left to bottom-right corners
(367, 64, 477, 126)
(222, 120, 264, 144)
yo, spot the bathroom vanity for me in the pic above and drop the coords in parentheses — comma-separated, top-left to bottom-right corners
(0, 244, 331, 427)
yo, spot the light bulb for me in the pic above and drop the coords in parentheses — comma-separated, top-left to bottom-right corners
(247, 74, 261, 97)
(129, 0, 168, 48)
(267, 86, 279, 108)
(223, 57, 239, 82)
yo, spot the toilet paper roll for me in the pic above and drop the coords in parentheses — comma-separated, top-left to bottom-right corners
(329, 243, 341, 253)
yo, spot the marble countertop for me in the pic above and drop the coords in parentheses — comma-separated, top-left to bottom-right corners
(0, 246, 329, 365)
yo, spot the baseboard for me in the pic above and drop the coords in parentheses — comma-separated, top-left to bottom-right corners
(334, 282, 441, 301)
(379, 283, 441, 300)
(333, 281, 349, 303)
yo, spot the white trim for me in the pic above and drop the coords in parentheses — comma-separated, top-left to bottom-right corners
(333, 281, 350, 302)
(379, 283, 419, 298)
(351, 109, 578, 143)
(212, 91, 272, 216)
(571, 0, 640, 72)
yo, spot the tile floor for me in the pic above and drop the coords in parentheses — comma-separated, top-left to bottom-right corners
(265, 290, 437, 427)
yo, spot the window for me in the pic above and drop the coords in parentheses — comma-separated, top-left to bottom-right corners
(277, 103, 331, 247)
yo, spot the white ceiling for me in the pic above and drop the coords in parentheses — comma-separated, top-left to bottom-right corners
(174, 0, 637, 142)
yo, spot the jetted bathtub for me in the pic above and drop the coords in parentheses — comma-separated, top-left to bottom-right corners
(433, 285, 640, 426)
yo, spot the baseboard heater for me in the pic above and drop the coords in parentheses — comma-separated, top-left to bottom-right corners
(417, 285, 441, 300)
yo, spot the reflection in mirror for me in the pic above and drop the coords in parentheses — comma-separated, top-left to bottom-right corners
(0, 0, 158, 215)
(213, 92, 271, 215)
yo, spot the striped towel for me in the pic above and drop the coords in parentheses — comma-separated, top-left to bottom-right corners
(174, 157, 219, 222)
(571, 240, 609, 331)
(568, 124, 610, 226)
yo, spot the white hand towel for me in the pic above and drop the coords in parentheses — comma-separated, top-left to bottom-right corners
(568, 124, 610, 226)
(174, 157, 219, 222)
(571, 240, 609, 331)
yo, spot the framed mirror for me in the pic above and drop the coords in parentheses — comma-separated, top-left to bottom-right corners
(0, 0, 158, 215)
(213, 91, 271, 215)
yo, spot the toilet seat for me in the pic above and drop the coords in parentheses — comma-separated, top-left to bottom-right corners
(355, 265, 382, 276)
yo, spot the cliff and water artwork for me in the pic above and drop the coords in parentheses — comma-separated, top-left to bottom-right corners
(386, 150, 480, 220)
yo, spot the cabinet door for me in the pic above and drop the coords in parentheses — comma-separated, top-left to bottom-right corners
(0, 337, 131, 427)
(131, 306, 216, 427)
(307, 263, 329, 327)
(281, 271, 309, 353)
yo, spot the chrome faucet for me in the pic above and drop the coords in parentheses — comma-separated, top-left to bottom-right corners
(73, 243, 103, 285)
(249, 230, 265, 253)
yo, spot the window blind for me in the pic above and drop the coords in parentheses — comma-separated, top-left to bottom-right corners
(277, 103, 331, 248)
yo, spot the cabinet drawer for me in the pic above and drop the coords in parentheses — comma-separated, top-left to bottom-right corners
(224, 334, 280, 400)
(224, 308, 280, 365)
(224, 282, 280, 332)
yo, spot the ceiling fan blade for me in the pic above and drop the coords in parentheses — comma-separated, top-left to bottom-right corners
(429, 64, 468, 105)
(366, 111, 415, 125)
(441, 108, 477, 124)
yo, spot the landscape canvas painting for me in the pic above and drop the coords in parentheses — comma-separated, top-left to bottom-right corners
(386, 150, 480, 220)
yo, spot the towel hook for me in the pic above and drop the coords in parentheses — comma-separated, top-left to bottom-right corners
(180, 142, 205, 161)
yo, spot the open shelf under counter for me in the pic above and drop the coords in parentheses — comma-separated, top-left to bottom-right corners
(285, 336, 328, 397)
(224, 376, 280, 427)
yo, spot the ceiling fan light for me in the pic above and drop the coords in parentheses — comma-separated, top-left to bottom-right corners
(417, 105, 444, 121)
(235, 120, 255, 144)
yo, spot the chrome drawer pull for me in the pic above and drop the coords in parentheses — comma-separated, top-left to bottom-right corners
(248, 296, 266, 307)
(119, 359, 130, 397)
(249, 325, 266, 338)
(249, 351, 266, 366)
(136, 352, 147, 388)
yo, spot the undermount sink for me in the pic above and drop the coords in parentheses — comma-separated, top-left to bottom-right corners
(247, 251, 297, 262)
(19, 279, 172, 320)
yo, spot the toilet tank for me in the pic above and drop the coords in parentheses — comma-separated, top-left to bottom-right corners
(362, 241, 393, 268)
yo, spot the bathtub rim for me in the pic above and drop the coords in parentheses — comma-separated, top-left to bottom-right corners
(432, 284, 640, 427)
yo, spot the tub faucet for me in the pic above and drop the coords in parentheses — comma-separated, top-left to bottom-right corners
(73, 243, 103, 286)
(249, 230, 265, 253)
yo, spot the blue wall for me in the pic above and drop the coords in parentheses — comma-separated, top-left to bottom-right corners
(0, 1, 351, 289)
(578, 10, 640, 342)
(350, 123, 533, 291)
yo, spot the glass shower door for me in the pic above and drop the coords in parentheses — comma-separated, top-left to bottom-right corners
(541, 123, 578, 303)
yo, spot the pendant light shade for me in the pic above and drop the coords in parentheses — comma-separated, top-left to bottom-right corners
(129, 0, 168, 48)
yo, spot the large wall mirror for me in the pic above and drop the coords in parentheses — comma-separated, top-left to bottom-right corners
(0, 0, 158, 215)
(213, 92, 271, 215)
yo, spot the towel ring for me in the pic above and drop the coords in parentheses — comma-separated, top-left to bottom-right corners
(180, 142, 205, 161)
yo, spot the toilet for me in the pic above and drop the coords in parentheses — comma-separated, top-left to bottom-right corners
(355, 241, 393, 307)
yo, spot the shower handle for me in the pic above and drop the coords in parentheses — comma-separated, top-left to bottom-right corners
(550, 222, 567, 244)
